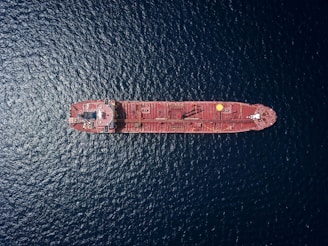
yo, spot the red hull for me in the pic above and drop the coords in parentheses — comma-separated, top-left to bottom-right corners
(69, 100, 276, 133)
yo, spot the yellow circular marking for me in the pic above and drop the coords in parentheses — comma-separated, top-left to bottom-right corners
(216, 104, 224, 111)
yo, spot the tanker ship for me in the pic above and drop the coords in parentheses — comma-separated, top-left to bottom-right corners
(69, 100, 277, 133)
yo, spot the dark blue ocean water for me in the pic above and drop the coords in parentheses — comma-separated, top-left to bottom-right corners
(1, 0, 328, 245)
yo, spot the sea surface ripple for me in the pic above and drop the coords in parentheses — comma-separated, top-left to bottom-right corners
(1, 0, 327, 245)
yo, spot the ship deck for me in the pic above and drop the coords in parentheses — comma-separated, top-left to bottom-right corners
(69, 100, 276, 133)
(115, 101, 258, 133)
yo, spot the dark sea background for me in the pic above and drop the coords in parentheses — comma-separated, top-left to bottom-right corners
(1, 0, 328, 245)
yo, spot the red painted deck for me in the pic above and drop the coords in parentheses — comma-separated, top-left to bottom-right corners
(69, 100, 276, 133)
